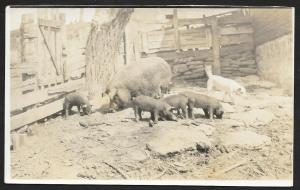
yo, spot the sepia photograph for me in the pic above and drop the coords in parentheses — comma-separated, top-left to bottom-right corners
(5, 6, 294, 186)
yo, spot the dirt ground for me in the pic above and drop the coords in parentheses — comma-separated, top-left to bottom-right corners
(10, 75, 293, 180)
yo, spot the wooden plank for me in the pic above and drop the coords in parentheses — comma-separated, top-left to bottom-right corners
(11, 98, 64, 130)
(21, 84, 36, 93)
(148, 40, 175, 49)
(211, 18, 221, 75)
(220, 34, 253, 46)
(11, 78, 85, 111)
(218, 15, 253, 25)
(180, 27, 207, 36)
(179, 27, 210, 49)
(38, 25, 60, 75)
(173, 9, 180, 51)
(178, 18, 206, 27)
(220, 25, 254, 35)
(11, 77, 36, 89)
(38, 19, 62, 29)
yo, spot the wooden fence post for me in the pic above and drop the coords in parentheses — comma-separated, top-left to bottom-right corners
(211, 17, 221, 75)
(173, 9, 181, 51)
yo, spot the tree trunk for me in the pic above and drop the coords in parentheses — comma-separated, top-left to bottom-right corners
(85, 8, 133, 100)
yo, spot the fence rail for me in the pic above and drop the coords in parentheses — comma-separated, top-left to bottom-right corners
(141, 10, 253, 54)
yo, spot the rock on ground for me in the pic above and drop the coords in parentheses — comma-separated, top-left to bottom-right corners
(220, 130, 271, 147)
(146, 125, 213, 156)
(230, 109, 275, 126)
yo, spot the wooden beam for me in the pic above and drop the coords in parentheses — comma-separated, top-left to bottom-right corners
(220, 25, 254, 35)
(173, 9, 181, 51)
(38, 19, 62, 29)
(220, 34, 253, 46)
(178, 18, 206, 27)
(210, 17, 221, 75)
(11, 98, 64, 131)
(11, 78, 85, 111)
(218, 15, 253, 25)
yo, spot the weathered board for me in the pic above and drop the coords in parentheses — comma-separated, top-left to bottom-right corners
(220, 24, 254, 35)
(179, 27, 211, 49)
(178, 18, 205, 27)
(220, 34, 253, 46)
(11, 98, 64, 131)
(142, 27, 211, 53)
(218, 14, 253, 25)
(11, 78, 85, 111)
(141, 9, 256, 85)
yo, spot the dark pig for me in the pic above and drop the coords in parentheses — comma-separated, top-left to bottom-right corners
(104, 57, 172, 110)
(162, 94, 189, 119)
(63, 92, 92, 118)
(131, 95, 177, 124)
(181, 91, 224, 120)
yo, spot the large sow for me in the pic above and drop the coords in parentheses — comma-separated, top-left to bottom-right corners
(103, 57, 172, 110)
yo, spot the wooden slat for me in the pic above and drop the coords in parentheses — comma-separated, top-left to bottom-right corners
(149, 40, 175, 49)
(218, 15, 253, 25)
(220, 25, 254, 35)
(11, 78, 36, 89)
(180, 27, 210, 49)
(147, 31, 174, 41)
(178, 18, 206, 27)
(220, 34, 253, 46)
(180, 27, 207, 37)
(21, 84, 36, 92)
(11, 98, 64, 130)
(38, 19, 62, 29)
(38, 25, 60, 75)
(11, 78, 85, 111)
(173, 9, 180, 51)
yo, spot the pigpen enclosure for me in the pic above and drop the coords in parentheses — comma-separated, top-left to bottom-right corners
(8, 8, 293, 182)
(10, 10, 258, 130)
(10, 10, 128, 131)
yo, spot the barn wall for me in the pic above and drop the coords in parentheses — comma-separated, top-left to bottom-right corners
(146, 42, 256, 87)
(255, 34, 293, 95)
(249, 8, 293, 46)
(140, 10, 258, 87)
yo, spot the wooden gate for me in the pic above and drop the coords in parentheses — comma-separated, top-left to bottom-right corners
(10, 12, 86, 131)
(37, 15, 67, 86)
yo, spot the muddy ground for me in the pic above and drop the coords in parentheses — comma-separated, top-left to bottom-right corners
(11, 75, 293, 180)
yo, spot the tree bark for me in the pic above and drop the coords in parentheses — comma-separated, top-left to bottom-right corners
(85, 8, 133, 100)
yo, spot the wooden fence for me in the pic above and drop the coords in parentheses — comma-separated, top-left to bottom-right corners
(10, 13, 87, 131)
(141, 9, 256, 84)
(10, 11, 129, 131)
